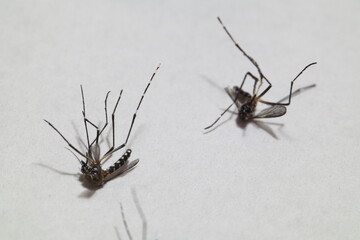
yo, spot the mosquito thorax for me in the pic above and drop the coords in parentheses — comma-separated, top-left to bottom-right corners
(239, 102, 256, 120)
(82, 164, 103, 185)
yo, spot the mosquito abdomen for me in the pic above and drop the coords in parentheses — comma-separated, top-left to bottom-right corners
(107, 149, 132, 174)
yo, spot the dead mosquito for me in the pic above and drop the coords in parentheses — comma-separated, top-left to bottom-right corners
(204, 17, 317, 130)
(44, 64, 161, 186)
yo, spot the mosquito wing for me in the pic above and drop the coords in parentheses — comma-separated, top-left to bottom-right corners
(225, 87, 237, 102)
(91, 143, 101, 162)
(254, 105, 287, 118)
(225, 86, 251, 108)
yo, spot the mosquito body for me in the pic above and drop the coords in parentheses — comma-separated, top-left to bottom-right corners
(44, 64, 160, 186)
(205, 17, 317, 130)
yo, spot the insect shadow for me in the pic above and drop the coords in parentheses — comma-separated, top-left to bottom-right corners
(115, 189, 149, 240)
(204, 17, 317, 131)
(44, 64, 161, 187)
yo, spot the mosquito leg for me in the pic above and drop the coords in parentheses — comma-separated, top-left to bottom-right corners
(65, 147, 82, 164)
(44, 120, 88, 160)
(83, 117, 100, 161)
(256, 78, 272, 99)
(89, 91, 111, 147)
(111, 91, 123, 151)
(204, 102, 235, 130)
(276, 84, 316, 103)
(80, 85, 96, 153)
(102, 89, 123, 157)
(80, 85, 90, 150)
(259, 62, 317, 106)
(207, 71, 260, 130)
(217, 17, 270, 84)
(98, 91, 111, 135)
(218, 17, 277, 99)
(239, 72, 260, 96)
(101, 64, 161, 161)
(85, 118, 97, 129)
(92, 129, 101, 162)
(124, 64, 161, 145)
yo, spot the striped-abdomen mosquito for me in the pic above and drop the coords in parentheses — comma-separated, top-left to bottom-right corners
(205, 17, 317, 130)
(44, 64, 160, 186)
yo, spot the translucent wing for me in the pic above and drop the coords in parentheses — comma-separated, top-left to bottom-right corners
(254, 105, 287, 118)
(225, 86, 252, 108)
(91, 143, 101, 162)
(225, 87, 237, 102)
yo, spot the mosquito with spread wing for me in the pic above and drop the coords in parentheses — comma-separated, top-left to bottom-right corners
(205, 17, 316, 130)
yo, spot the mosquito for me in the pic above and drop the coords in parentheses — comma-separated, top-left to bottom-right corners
(44, 64, 161, 186)
(204, 17, 317, 130)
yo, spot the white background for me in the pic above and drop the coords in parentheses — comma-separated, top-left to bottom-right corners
(1, 0, 359, 239)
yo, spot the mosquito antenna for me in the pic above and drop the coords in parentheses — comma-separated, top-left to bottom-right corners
(204, 102, 235, 130)
(124, 63, 161, 145)
(277, 83, 316, 103)
(120, 202, 134, 240)
(132, 189, 147, 240)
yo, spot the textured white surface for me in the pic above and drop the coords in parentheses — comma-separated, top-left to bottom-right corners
(1, 0, 359, 239)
